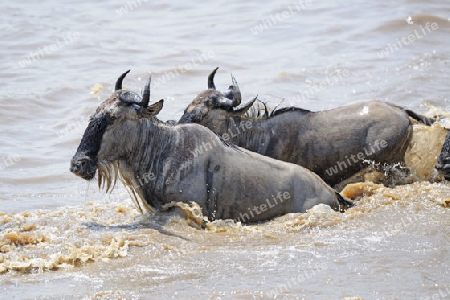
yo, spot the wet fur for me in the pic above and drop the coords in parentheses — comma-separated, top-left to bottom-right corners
(72, 87, 353, 222)
(180, 95, 433, 186)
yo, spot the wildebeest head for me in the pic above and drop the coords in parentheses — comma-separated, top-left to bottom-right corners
(70, 70, 163, 188)
(179, 67, 258, 124)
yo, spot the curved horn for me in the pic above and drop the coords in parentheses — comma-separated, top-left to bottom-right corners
(208, 67, 219, 90)
(232, 96, 258, 115)
(115, 70, 130, 91)
(216, 97, 234, 107)
(218, 74, 242, 108)
(230, 74, 241, 107)
(140, 75, 151, 107)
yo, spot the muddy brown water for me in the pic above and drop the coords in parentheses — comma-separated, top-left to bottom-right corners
(1, 1, 450, 299)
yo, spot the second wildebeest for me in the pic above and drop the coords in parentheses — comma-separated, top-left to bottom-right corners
(435, 131, 450, 180)
(70, 71, 352, 223)
(179, 67, 436, 186)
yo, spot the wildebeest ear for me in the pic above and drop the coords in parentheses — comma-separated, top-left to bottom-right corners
(140, 99, 164, 118)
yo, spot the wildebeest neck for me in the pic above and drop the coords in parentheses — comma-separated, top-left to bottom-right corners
(113, 120, 175, 212)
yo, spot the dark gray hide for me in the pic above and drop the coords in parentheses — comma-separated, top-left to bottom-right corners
(70, 70, 352, 223)
(179, 68, 436, 186)
(436, 131, 450, 179)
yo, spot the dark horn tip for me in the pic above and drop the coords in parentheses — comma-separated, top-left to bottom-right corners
(115, 69, 131, 91)
(231, 74, 238, 86)
(208, 67, 219, 90)
(140, 75, 152, 107)
(120, 70, 131, 78)
(230, 74, 241, 107)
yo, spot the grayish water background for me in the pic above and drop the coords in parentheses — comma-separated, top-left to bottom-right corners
(0, 0, 449, 299)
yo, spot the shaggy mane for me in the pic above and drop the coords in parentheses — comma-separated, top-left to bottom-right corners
(270, 106, 311, 117)
(244, 100, 311, 119)
(97, 160, 119, 193)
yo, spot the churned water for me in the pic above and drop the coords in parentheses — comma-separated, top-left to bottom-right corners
(1, 0, 449, 299)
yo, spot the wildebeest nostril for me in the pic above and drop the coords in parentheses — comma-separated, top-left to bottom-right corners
(70, 163, 80, 173)
(70, 159, 87, 174)
(69, 156, 96, 180)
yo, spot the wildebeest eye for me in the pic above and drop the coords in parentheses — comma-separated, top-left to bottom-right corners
(210, 95, 220, 106)
(131, 103, 141, 111)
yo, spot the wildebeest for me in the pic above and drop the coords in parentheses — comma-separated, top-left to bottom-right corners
(70, 71, 353, 223)
(435, 131, 450, 180)
(179, 67, 436, 187)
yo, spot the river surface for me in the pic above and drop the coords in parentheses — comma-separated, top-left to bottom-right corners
(1, 1, 450, 299)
